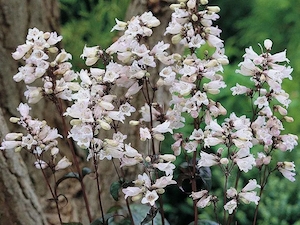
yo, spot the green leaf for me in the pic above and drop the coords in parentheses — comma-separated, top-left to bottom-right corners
(90, 218, 104, 225)
(198, 167, 212, 191)
(82, 167, 92, 177)
(130, 204, 170, 225)
(141, 207, 158, 225)
(110, 180, 122, 201)
(188, 220, 219, 225)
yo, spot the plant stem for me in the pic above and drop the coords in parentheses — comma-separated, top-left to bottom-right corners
(56, 98, 92, 222)
(93, 156, 106, 224)
(39, 165, 63, 224)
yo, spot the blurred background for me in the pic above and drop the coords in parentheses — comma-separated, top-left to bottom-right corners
(58, 0, 300, 224)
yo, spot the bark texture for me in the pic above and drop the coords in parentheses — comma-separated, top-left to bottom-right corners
(0, 0, 59, 224)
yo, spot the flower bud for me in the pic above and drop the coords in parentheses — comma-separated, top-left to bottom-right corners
(51, 147, 59, 156)
(284, 116, 294, 123)
(55, 156, 72, 170)
(70, 119, 82, 126)
(207, 6, 220, 13)
(264, 39, 273, 50)
(34, 160, 48, 169)
(274, 105, 287, 116)
(131, 194, 143, 202)
(200, 0, 208, 5)
(129, 120, 140, 126)
(14, 146, 22, 152)
(187, 0, 196, 9)
(5, 133, 23, 141)
(159, 154, 176, 162)
(145, 156, 151, 162)
(10, 117, 20, 123)
(171, 34, 182, 44)
(156, 188, 165, 194)
(104, 139, 119, 147)
(154, 133, 165, 141)
(170, 4, 181, 10)
(220, 158, 229, 165)
(172, 53, 182, 61)
(99, 120, 111, 130)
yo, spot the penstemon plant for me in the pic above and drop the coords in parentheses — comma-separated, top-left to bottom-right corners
(1, 0, 297, 225)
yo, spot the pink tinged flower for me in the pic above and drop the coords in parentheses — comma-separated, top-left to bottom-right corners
(239, 192, 260, 205)
(12, 42, 33, 60)
(0, 140, 22, 150)
(80, 45, 100, 66)
(140, 127, 152, 141)
(120, 157, 142, 167)
(24, 86, 43, 104)
(226, 188, 237, 198)
(204, 135, 223, 147)
(242, 179, 261, 192)
(153, 162, 175, 176)
(278, 161, 296, 182)
(269, 50, 289, 63)
(55, 156, 72, 170)
(256, 153, 271, 167)
(190, 190, 208, 200)
(122, 186, 143, 199)
(224, 199, 237, 214)
(254, 96, 269, 109)
(152, 176, 177, 189)
(107, 111, 125, 123)
(141, 12, 160, 28)
(17, 103, 31, 118)
(152, 121, 173, 134)
(236, 58, 259, 76)
(124, 144, 141, 158)
(46, 31, 63, 45)
(231, 83, 250, 95)
(125, 82, 143, 98)
(196, 195, 212, 208)
(203, 80, 226, 95)
(27, 27, 43, 40)
(141, 190, 159, 206)
(190, 129, 204, 140)
(278, 134, 298, 151)
(198, 151, 220, 167)
(111, 18, 127, 32)
(183, 141, 198, 153)
(34, 160, 48, 169)
(171, 138, 182, 156)
(119, 102, 136, 116)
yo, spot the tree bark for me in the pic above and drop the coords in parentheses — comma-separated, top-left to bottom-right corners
(0, 0, 59, 224)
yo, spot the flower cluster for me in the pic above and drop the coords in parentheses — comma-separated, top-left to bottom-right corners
(12, 27, 77, 103)
(1, 0, 298, 224)
(0, 103, 71, 171)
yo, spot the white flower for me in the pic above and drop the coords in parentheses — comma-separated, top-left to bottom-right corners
(152, 121, 173, 134)
(122, 187, 143, 199)
(140, 127, 151, 141)
(224, 199, 237, 214)
(141, 190, 159, 206)
(55, 156, 72, 170)
(198, 151, 220, 167)
(34, 160, 48, 169)
(152, 176, 177, 189)
(153, 162, 175, 176)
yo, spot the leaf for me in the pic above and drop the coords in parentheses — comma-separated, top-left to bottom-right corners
(198, 167, 212, 191)
(82, 167, 92, 177)
(129, 204, 170, 225)
(55, 172, 80, 189)
(110, 180, 122, 201)
(90, 218, 104, 225)
(188, 220, 219, 225)
(141, 207, 158, 225)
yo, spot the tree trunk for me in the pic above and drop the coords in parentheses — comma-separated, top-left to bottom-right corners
(0, 0, 59, 224)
